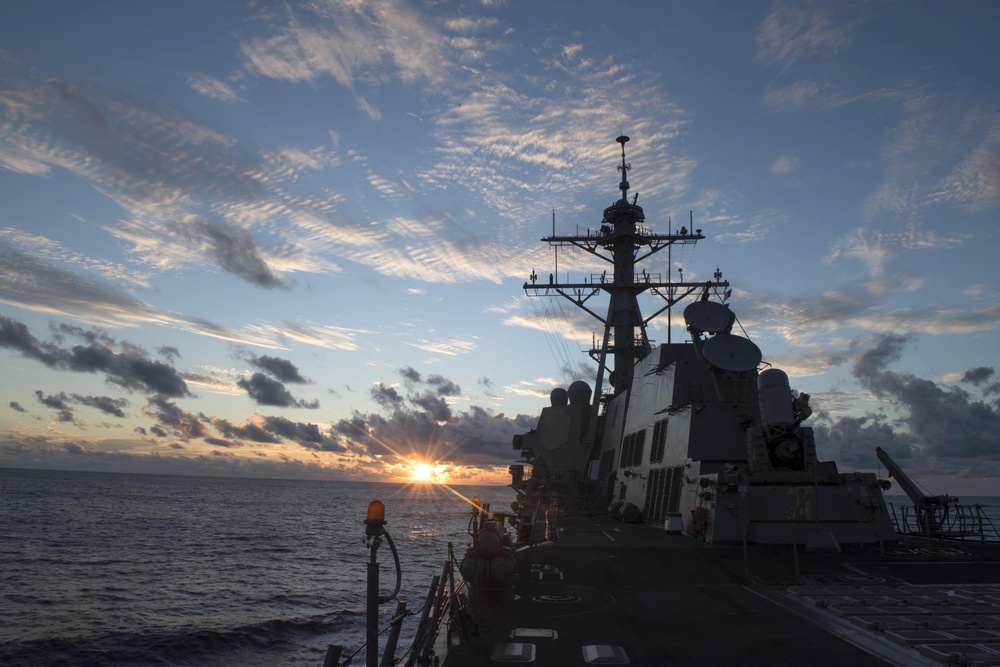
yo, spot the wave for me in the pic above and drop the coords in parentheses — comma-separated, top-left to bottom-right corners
(0, 611, 364, 666)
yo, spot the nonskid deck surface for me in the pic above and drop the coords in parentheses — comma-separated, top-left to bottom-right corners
(440, 516, 1000, 666)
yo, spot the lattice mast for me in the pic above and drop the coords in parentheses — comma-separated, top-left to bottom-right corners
(523, 135, 729, 399)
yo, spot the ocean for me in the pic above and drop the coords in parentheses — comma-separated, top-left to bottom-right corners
(0, 468, 501, 666)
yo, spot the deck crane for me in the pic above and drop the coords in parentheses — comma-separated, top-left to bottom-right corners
(876, 447, 957, 536)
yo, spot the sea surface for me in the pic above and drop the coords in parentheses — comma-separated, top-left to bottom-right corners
(0, 468, 502, 666)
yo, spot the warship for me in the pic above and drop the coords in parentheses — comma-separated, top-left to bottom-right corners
(331, 136, 1000, 667)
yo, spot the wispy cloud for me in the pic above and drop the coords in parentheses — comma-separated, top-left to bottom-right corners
(186, 73, 245, 103)
(929, 125, 1000, 211)
(825, 223, 966, 278)
(404, 337, 478, 357)
(240, 0, 448, 92)
(755, 4, 849, 69)
(771, 153, 800, 175)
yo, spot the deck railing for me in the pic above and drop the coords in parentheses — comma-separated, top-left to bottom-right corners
(886, 501, 1000, 542)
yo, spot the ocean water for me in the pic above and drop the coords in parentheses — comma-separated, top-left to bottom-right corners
(0, 468, 502, 666)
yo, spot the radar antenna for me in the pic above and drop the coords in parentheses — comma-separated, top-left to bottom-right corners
(616, 135, 631, 201)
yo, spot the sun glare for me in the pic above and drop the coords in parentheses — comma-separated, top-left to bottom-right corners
(410, 462, 437, 483)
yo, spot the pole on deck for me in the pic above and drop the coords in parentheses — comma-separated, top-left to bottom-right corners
(365, 500, 387, 667)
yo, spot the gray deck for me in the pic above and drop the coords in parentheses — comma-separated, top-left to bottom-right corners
(438, 516, 1000, 666)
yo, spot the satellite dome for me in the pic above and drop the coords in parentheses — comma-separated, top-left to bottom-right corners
(567, 381, 592, 405)
(550, 387, 568, 406)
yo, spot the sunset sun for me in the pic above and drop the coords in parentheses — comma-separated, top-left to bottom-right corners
(409, 462, 437, 483)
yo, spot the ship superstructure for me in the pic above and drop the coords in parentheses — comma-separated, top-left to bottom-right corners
(510, 136, 895, 546)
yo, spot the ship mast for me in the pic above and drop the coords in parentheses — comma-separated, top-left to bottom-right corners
(523, 135, 729, 398)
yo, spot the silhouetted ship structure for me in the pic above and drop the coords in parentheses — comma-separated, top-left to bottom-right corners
(334, 136, 1000, 667)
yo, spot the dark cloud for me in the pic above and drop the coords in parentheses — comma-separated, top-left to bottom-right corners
(0, 316, 189, 397)
(0, 316, 63, 365)
(31, 389, 128, 419)
(962, 367, 995, 386)
(63, 442, 86, 454)
(371, 382, 404, 409)
(72, 394, 128, 418)
(262, 416, 341, 451)
(478, 376, 501, 398)
(35, 390, 75, 422)
(143, 394, 208, 440)
(336, 367, 537, 466)
(158, 346, 181, 362)
(411, 391, 451, 422)
(189, 219, 288, 289)
(9, 401, 27, 413)
(396, 366, 461, 396)
(399, 366, 422, 383)
(844, 334, 1000, 459)
(426, 374, 460, 396)
(212, 417, 282, 444)
(35, 390, 70, 411)
(237, 372, 319, 408)
(205, 437, 240, 448)
(813, 414, 917, 469)
(67, 344, 189, 396)
(249, 354, 307, 383)
(211, 414, 341, 451)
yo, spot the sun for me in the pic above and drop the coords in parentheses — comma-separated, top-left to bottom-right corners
(409, 462, 436, 483)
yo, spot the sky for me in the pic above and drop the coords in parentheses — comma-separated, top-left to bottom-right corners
(1, 1, 999, 493)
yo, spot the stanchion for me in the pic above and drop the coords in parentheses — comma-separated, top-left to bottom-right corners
(365, 500, 387, 667)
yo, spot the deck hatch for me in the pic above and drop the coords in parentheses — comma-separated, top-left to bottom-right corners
(582, 644, 630, 664)
(490, 642, 536, 662)
(511, 628, 558, 639)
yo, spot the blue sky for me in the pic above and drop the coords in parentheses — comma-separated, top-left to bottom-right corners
(1, 1, 998, 492)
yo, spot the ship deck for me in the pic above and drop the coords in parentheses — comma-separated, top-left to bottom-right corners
(438, 515, 1000, 666)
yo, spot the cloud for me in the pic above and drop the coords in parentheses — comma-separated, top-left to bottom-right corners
(333, 367, 536, 469)
(404, 337, 478, 357)
(743, 283, 1000, 348)
(849, 334, 1000, 459)
(241, 0, 447, 90)
(63, 442, 86, 454)
(208, 414, 342, 451)
(72, 394, 129, 418)
(9, 401, 26, 413)
(0, 316, 190, 397)
(0, 241, 294, 347)
(962, 367, 995, 386)
(398, 366, 461, 396)
(755, 5, 849, 68)
(930, 129, 1000, 210)
(182, 219, 290, 289)
(186, 73, 244, 102)
(143, 394, 208, 440)
(35, 390, 75, 422)
(237, 372, 319, 408)
(33, 389, 128, 419)
(371, 382, 404, 410)
(771, 153, 800, 175)
(247, 353, 308, 383)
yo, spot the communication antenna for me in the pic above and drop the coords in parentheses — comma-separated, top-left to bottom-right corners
(552, 209, 558, 282)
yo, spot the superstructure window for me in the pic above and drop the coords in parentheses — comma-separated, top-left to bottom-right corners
(630, 429, 646, 467)
(649, 418, 668, 463)
(619, 435, 631, 467)
(599, 449, 616, 480)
